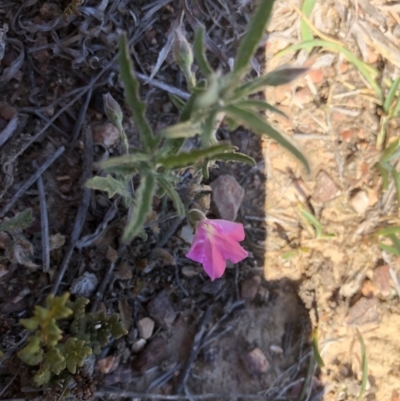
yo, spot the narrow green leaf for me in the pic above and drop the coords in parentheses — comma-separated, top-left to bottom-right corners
(389, 233, 400, 254)
(160, 121, 202, 139)
(0, 209, 34, 233)
(393, 169, 400, 206)
(118, 33, 155, 151)
(234, 99, 289, 118)
(161, 93, 199, 157)
(201, 110, 219, 147)
(380, 138, 400, 162)
(209, 151, 256, 166)
(379, 242, 400, 255)
(376, 163, 390, 190)
(300, 208, 323, 238)
(234, 67, 308, 99)
(312, 328, 325, 368)
(357, 330, 368, 401)
(202, 160, 210, 180)
(392, 93, 400, 117)
(85, 176, 129, 199)
(301, 0, 317, 41)
(168, 93, 186, 112)
(225, 116, 240, 131)
(384, 77, 400, 114)
(195, 73, 220, 109)
(194, 27, 214, 77)
(374, 226, 400, 236)
(225, 105, 309, 172)
(122, 172, 156, 243)
(233, 0, 276, 78)
(102, 153, 151, 170)
(275, 40, 383, 101)
(158, 144, 232, 169)
(157, 176, 185, 216)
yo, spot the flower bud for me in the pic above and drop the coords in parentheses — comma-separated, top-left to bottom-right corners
(103, 93, 123, 127)
(173, 30, 193, 84)
(187, 209, 206, 229)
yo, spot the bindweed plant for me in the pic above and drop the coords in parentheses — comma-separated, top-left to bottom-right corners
(86, 0, 309, 278)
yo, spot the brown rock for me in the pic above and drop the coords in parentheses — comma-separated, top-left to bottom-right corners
(241, 276, 261, 301)
(346, 297, 379, 326)
(147, 290, 177, 327)
(92, 122, 120, 147)
(97, 355, 119, 374)
(211, 174, 244, 221)
(313, 170, 340, 203)
(133, 336, 168, 373)
(307, 69, 325, 84)
(138, 317, 155, 339)
(0, 105, 17, 120)
(241, 347, 269, 375)
(372, 265, 392, 298)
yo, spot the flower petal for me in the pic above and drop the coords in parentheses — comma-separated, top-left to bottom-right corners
(213, 234, 248, 263)
(186, 227, 206, 263)
(202, 237, 226, 281)
(209, 220, 245, 241)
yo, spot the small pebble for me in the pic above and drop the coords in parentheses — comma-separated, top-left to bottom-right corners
(241, 347, 269, 374)
(138, 317, 155, 339)
(132, 338, 147, 353)
(181, 266, 199, 278)
(350, 190, 369, 215)
(270, 345, 284, 354)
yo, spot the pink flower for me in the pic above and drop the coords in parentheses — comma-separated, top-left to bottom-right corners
(186, 219, 248, 281)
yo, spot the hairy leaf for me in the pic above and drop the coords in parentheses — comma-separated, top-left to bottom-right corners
(122, 171, 156, 243)
(168, 93, 186, 111)
(234, 99, 289, 118)
(158, 144, 232, 169)
(0, 208, 34, 233)
(118, 33, 155, 151)
(194, 27, 214, 77)
(234, 67, 308, 98)
(209, 151, 256, 166)
(85, 175, 129, 199)
(233, 0, 276, 78)
(225, 105, 309, 172)
(157, 176, 185, 216)
(160, 121, 202, 139)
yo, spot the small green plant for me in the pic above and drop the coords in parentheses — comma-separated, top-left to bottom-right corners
(280, 0, 400, 150)
(86, 0, 309, 244)
(376, 138, 400, 206)
(0, 209, 37, 268)
(298, 206, 335, 239)
(373, 225, 400, 255)
(18, 293, 127, 388)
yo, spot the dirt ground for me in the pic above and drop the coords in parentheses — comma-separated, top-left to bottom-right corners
(264, 1, 400, 400)
(1, 0, 400, 400)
